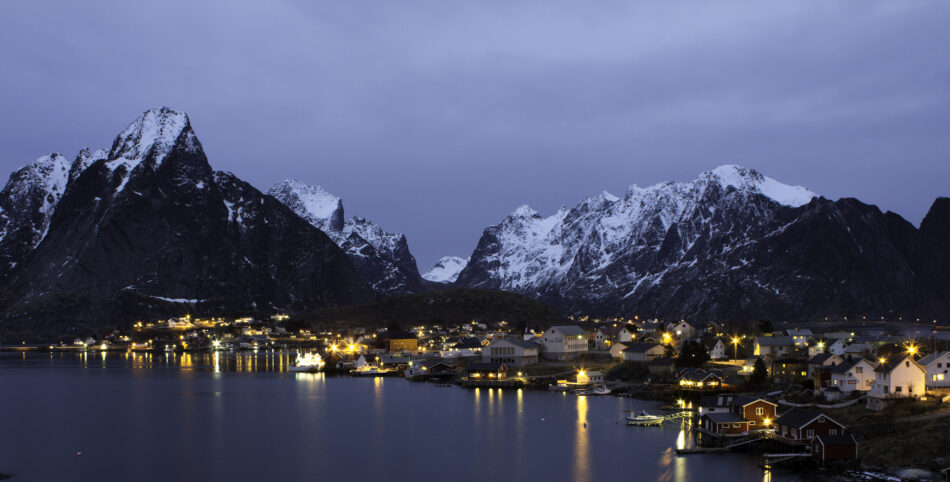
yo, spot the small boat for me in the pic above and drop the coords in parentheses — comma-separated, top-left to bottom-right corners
(350, 366, 397, 377)
(626, 410, 665, 426)
(573, 387, 593, 395)
(590, 385, 611, 396)
(289, 352, 325, 373)
(548, 382, 571, 392)
(404, 366, 424, 379)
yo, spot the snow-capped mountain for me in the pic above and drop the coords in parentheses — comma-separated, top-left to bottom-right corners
(456, 165, 950, 321)
(0, 108, 371, 330)
(423, 256, 470, 283)
(268, 180, 426, 294)
(0, 153, 72, 278)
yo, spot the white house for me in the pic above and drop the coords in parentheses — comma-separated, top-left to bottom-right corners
(609, 342, 631, 360)
(669, 320, 699, 341)
(866, 355, 926, 411)
(540, 325, 588, 360)
(618, 327, 636, 343)
(707, 339, 728, 360)
(828, 339, 848, 357)
(482, 338, 540, 367)
(828, 358, 876, 394)
(918, 351, 950, 389)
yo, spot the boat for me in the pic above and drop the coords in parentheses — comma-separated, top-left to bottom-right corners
(350, 366, 398, 377)
(548, 381, 571, 391)
(289, 352, 325, 373)
(404, 365, 424, 379)
(590, 385, 612, 396)
(625, 410, 665, 426)
(572, 387, 593, 395)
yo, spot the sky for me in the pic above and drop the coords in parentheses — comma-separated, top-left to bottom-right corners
(1, 1, 949, 270)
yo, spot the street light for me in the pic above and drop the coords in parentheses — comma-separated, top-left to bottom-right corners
(732, 337, 740, 361)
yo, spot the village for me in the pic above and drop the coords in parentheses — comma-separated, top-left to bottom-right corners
(9, 314, 950, 478)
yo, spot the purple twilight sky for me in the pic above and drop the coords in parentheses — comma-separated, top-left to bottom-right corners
(1, 1, 949, 270)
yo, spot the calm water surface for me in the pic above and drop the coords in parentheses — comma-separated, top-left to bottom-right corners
(0, 351, 792, 482)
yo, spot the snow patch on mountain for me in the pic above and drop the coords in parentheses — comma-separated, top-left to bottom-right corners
(709, 165, 815, 207)
(106, 107, 199, 194)
(0, 153, 71, 247)
(423, 256, 469, 283)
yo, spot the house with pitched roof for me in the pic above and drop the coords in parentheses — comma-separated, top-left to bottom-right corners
(621, 343, 666, 363)
(754, 336, 796, 359)
(729, 396, 777, 428)
(866, 355, 926, 411)
(828, 357, 876, 395)
(540, 325, 588, 360)
(482, 338, 540, 367)
(774, 408, 846, 443)
(811, 434, 858, 464)
(919, 351, 950, 389)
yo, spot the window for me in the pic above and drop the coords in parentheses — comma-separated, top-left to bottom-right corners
(819, 416, 825, 422)
(905, 361, 910, 367)
(756, 407, 764, 415)
(750, 421, 755, 425)
(895, 386, 902, 393)
(733, 423, 740, 428)
(806, 429, 814, 439)
(829, 429, 837, 435)
(855, 367, 862, 374)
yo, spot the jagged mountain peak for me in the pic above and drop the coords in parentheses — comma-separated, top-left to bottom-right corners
(422, 256, 470, 283)
(510, 205, 539, 218)
(107, 107, 200, 172)
(703, 164, 816, 207)
(268, 179, 424, 294)
(267, 179, 344, 232)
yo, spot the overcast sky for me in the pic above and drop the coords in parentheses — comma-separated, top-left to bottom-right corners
(1, 1, 948, 270)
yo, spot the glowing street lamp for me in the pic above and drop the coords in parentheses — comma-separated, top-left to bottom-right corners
(732, 337, 740, 361)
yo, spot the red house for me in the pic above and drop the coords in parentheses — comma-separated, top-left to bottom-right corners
(774, 408, 845, 442)
(811, 434, 857, 463)
(729, 396, 778, 428)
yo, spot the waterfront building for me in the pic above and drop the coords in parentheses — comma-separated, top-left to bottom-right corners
(773, 409, 846, 442)
(728, 396, 777, 428)
(609, 342, 630, 360)
(866, 355, 926, 411)
(482, 338, 540, 367)
(467, 362, 507, 380)
(918, 351, 950, 388)
(700, 412, 750, 436)
(811, 434, 858, 464)
(698, 395, 735, 417)
(677, 368, 723, 389)
(540, 325, 588, 360)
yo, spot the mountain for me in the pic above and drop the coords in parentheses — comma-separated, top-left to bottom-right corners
(0, 153, 71, 281)
(422, 256, 469, 283)
(456, 165, 950, 321)
(0, 107, 372, 334)
(268, 180, 426, 294)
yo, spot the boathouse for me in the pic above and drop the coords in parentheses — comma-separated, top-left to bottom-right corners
(810, 434, 857, 464)
(728, 396, 777, 428)
(699, 412, 750, 436)
(773, 408, 845, 443)
(467, 362, 507, 380)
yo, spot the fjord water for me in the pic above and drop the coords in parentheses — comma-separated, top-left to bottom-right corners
(0, 352, 780, 482)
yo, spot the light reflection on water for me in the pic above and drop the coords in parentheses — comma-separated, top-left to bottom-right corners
(0, 352, 796, 482)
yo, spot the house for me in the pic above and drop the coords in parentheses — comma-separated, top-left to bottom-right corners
(648, 357, 676, 378)
(828, 339, 848, 356)
(467, 362, 507, 380)
(677, 368, 724, 389)
(866, 355, 926, 411)
(419, 359, 456, 376)
(754, 336, 796, 359)
(786, 328, 814, 347)
(482, 338, 539, 367)
(698, 395, 736, 417)
(811, 434, 858, 464)
(388, 331, 418, 353)
(669, 320, 699, 341)
(452, 337, 483, 357)
(729, 396, 778, 428)
(540, 325, 588, 360)
(576, 370, 604, 385)
(774, 408, 846, 442)
(621, 343, 666, 363)
(828, 358, 877, 395)
(808, 353, 843, 378)
(919, 351, 950, 389)
(617, 326, 637, 343)
(706, 339, 728, 360)
(772, 358, 808, 380)
(609, 342, 630, 360)
(700, 412, 750, 436)
(594, 325, 624, 350)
